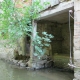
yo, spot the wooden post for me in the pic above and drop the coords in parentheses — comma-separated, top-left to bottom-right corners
(74, 0, 80, 80)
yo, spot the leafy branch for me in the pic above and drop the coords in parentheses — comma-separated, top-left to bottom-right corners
(33, 32, 54, 58)
(0, 0, 49, 41)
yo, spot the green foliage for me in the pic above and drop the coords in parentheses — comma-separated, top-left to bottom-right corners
(0, 0, 32, 41)
(33, 32, 54, 58)
(0, 0, 52, 56)
(0, 0, 49, 41)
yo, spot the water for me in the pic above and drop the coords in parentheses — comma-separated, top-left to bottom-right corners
(0, 60, 73, 80)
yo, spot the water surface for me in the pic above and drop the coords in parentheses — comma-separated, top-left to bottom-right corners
(0, 60, 73, 80)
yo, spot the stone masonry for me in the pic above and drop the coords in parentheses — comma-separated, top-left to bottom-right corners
(74, 0, 80, 80)
(37, 21, 74, 69)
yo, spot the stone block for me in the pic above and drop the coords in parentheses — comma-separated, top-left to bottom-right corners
(73, 79, 78, 80)
(74, 0, 80, 11)
(74, 59, 80, 67)
(74, 71, 80, 80)
(74, 36, 80, 49)
(74, 50, 80, 59)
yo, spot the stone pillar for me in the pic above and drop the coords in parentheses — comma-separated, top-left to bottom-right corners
(28, 20, 37, 67)
(74, 0, 80, 80)
(30, 20, 37, 60)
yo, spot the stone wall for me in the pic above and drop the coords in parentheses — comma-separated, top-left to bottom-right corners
(73, 1, 80, 80)
(62, 23, 74, 55)
(0, 40, 14, 60)
(37, 21, 74, 69)
(15, 0, 32, 8)
(37, 21, 62, 54)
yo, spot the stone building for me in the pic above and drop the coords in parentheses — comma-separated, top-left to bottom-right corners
(27, 0, 80, 80)
(1, 0, 79, 80)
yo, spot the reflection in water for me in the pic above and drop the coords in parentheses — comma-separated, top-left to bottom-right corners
(0, 60, 73, 80)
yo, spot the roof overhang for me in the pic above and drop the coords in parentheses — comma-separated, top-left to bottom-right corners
(38, 1, 74, 23)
